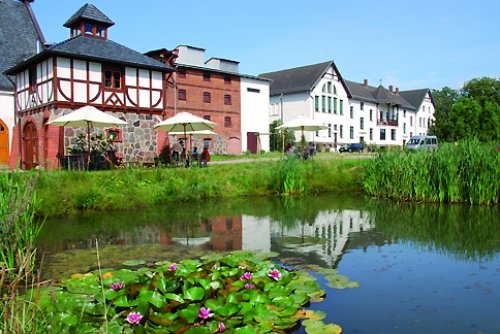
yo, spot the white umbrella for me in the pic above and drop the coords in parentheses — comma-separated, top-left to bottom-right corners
(48, 105, 127, 164)
(276, 115, 328, 136)
(168, 130, 217, 137)
(153, 112, 217, 150)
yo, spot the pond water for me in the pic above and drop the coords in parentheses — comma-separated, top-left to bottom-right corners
(37, 194, 500, 334)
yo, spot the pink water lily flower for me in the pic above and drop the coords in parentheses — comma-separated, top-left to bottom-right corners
(240, 271, 252, 281)
(245, 283, 255, 289)
(126, 311, 142, 324)
(198, 307, 214, 319)
(219, 322, 226, 332)
(168, 263, 177, 271)
(110, 281, 125, 291)
(268, 269, 282, 281)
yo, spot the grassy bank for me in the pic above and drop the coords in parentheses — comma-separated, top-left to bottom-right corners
(363, 139, 500, 204)
(34, 156, 367, 217)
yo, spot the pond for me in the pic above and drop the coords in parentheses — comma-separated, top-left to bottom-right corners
(37, 194, 500, 334)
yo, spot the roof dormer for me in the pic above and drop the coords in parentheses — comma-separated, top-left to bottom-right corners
(63, 4, 114, 39)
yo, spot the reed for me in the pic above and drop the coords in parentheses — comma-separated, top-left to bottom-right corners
(363, 139, 500, 204)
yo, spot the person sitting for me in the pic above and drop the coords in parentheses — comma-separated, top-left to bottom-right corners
(192, 146, 200, 159)
(200, 146, 211, 167)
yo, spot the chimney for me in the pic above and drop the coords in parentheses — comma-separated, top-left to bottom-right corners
(395, 87, 399, 94)
(363, 79, 368, 87)
(389, 85, 393, 92)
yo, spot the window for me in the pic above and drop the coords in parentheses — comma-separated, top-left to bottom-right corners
(360, 117, 364, 130)
(315, 96, 319, 112)
(178, 89, 186, 101)
(370, 109, 373, 121)
(340, 125, 343, 138)
(360, 102, 364, 110)
(247, 87, 260, 93)
(410, 116, 413, 126)
(328, 97, 332, 113)
(203, 115, 211, 121)
(380, 129, 386, 140)
(106, 128, 122, 142)
(224, 94, 231, 105)
(340, 100, 344, 115)
(369, 128, 373, 140)
(410, 132, 413, 137)
(404, 123, 407, 134)
(224, 117, 231, 127)
(84, 22, 93, 35)
(104, 70, 122, 89)
(322, 83, 327, 93)
(327, 82, 332, 93)
(328, 124, 332, 137)
(322, 96, 326, 112)
(203, 73, 211, 81)
(350, 106, 354, 119)
(334, 124, 337, 131)
(203, 92, 211, 103)
(224, 76, 231, 84)
(422, 106, 425, 112)
(315, 130, 319, 137)
(404, 110, 406, 118)
(334, 98, 338, 114)
(350, 126, 354, 139)
(29, 68, 37, 93)
(391, 129, 396, 140)
(178, 69, 186, 78)
(334, 85, 337, 94)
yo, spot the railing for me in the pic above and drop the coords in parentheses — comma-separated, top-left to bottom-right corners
(377, 119, 398, 126)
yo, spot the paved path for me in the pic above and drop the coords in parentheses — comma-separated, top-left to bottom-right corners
(209, 153, 372, 165)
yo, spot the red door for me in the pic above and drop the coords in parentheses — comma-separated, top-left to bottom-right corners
(247, 132, 258, 154)
(23, 122, 39, 169)
(0, 120, 8, 165)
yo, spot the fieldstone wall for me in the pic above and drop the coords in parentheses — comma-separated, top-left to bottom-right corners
(57, 108, 158, 163)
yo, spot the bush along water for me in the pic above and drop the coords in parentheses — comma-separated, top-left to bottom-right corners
(33, 251, 357, 333)
(363, 139, 500, 204)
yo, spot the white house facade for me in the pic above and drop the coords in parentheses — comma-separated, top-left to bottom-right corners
(261, 62, 435, 150)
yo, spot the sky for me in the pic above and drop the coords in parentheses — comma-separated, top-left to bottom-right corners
(30, 0, 500, 91)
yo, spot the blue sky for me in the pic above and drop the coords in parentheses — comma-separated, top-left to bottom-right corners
(31, 0, 499, 91)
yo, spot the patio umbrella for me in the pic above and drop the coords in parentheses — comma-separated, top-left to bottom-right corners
(47, 105, 128, 165)
(275, 115, 328, 137)
(153, 112, 217, 149)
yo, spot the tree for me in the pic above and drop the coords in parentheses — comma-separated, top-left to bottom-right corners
(479, 101, 500, 142)
(461, 77, 500, 108)
(448, 97, 481, 141)
(428, 87, 459, 142)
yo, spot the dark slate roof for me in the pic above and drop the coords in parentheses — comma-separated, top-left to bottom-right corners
(399, 89, 434, 109)
(64, 3, 114, 28)
(259, 61, 344, 96)
(345, 80, 416, 110)
(6, 35, 174, 74)
(0, 0, 43, 90)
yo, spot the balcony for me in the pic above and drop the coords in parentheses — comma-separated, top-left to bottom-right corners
(377, 119, 398, 126)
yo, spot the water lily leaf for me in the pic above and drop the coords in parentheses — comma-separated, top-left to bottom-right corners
(164, 293, 185, 303)
(294, 309, 326, 320)
(104, 289, 123, 300)
(149, 291, 168, 308)
(317, 268, 339, 275)
(325, 274, 360, 289)
(184, 327, 211, 334)
(205, 298, 223, 311)
(177, 308, 198, 324)
(196, 277, 212, 290)
(290, 293, 309, 305)
(183, 286, 205, 301)
(234, 324, 259, 333)
(113, 295, 133, 307)
(122, 260, 146, 266)
(256, 322, 275, 333)
(278, 306, 299, 317)
(216, 302, 240, 317)
(148, 311, 177, 326)
(102, 271, 114, 278)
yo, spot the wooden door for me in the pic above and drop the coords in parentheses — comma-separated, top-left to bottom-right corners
(247, 132, 258, 154)
(0, 120, 8, 164)
(23, 122, 39, 169)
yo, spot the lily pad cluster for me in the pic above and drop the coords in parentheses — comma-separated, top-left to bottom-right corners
(35, 251, 353, 333)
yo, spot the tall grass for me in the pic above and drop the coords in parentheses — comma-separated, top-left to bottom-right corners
(0, 171, 46, 333)
(34, 158, 368, 217)
(363, 139, 500, 204)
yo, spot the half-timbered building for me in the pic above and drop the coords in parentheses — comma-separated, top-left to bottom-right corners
(5, 3, 173, 169)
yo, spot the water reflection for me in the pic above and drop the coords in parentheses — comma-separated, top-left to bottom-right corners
(38, 194, 500, 272)
(37, 194, 500, 333)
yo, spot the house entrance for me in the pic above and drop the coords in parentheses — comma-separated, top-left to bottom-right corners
(23, 122, 39, 169)
(0, 119, 8, 164)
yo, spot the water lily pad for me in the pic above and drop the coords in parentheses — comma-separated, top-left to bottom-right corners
(122, 259, 146, 266)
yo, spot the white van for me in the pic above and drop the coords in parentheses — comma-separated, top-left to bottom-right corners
(406, 135, 438, 151)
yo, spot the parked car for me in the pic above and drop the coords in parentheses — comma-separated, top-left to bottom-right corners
(340, 143, 364, 153)
(406, 135, 438, 151)
(338, 144, 349, 153)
